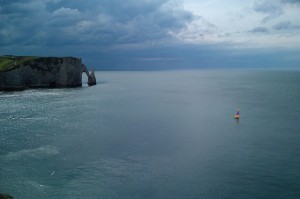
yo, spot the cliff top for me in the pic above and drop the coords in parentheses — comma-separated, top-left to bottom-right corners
(0, 55, 39, 72)
(0, 55, 80, 72)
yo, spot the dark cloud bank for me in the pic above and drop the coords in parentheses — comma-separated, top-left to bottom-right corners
(0, 0, 299, 70)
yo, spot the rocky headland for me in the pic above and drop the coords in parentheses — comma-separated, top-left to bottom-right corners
(0, 55, 96, 91)
(0, 193, 13, 199)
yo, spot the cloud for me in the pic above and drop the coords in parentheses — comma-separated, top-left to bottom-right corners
(167, 16, 218, 43)
(136, 57, 181, 62)
(272, 20, 299, 30)
(252, 0, 282, 22)
(0, 0, 194, 49)
(0, 0, 299, 69)
(250, 27, 269, 33)
(281, 0, 300, 4)
(253, 1, 280, 13)
(51, 7, 80, 17)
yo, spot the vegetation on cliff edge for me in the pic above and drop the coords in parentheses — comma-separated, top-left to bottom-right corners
(0, 55, 39, 72)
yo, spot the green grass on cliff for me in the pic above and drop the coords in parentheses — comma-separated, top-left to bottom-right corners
(0, 56, 39, 72)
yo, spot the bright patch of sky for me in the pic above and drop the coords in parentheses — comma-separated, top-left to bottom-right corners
(182, 0, 300, 48)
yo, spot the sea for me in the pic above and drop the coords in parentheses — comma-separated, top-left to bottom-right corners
(0, 70, 300, 199)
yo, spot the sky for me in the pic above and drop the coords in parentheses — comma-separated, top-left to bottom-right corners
(0, 0, 299, 70)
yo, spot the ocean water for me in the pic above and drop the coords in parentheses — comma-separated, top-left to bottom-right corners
(0, 70, 300, 199)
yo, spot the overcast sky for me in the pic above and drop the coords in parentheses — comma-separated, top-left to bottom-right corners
(1, 0, 299, 70)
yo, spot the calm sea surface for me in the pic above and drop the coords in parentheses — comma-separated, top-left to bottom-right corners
(1, 70, 300, 199)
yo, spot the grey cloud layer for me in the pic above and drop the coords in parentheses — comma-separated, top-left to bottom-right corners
(0, 0, 194, 48)
(273, 20, 300, 30)
(1, 0, 299, 69)
(252, 0, 299, 23)
(249, 0, 300, 33)
(281, 0, 300, 4)
(252, 0, 283, 23)
(250, 27, 269, 33)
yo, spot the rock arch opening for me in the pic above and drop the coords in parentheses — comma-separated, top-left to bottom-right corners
(82, 64, 96, 86)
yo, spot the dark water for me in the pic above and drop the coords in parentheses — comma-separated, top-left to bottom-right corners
(1, 70, 300, 199)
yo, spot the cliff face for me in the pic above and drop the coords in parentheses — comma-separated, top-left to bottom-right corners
(0, 56, 84, 91)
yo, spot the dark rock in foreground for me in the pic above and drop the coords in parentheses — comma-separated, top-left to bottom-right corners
(0, 55, 96, 91)
(0, 193, 13, 199)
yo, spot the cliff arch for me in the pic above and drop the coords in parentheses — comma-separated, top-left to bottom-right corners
(0, 56, 96, 91)
(82, 64, 96, 86)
